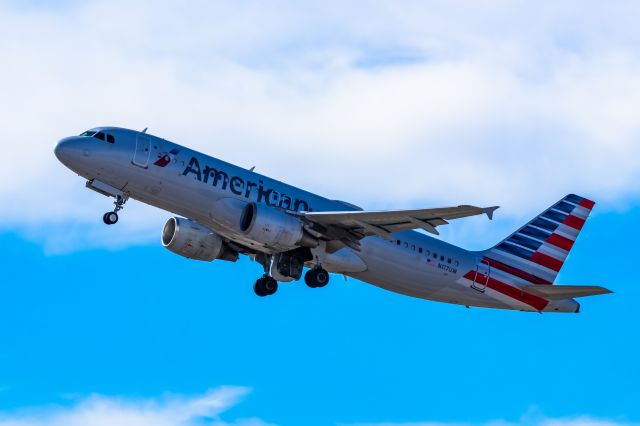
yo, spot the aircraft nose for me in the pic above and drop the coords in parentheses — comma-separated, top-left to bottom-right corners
(53, 136, 90, 172)
(54, 136, 89, 169)
(54, 137, 71, 162)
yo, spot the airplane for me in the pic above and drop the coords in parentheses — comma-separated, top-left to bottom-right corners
(54, 127, 612, 313)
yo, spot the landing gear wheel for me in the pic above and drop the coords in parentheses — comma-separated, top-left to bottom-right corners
(253, 280, 266, 297)
(103, 211, 119, 225)
(254, 276, 278, 297)
(263, 277, 278, 295)
(102, 194, 128, 225)
(305, 267, 330, 288)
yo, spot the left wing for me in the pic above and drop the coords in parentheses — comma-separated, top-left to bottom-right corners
(297, 205, 499, 251)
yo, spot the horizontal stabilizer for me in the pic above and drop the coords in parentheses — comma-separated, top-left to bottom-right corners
(523, 285, 613, 300)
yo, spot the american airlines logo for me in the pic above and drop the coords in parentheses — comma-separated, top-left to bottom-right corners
(181, 156, 312, 211)
(154, 148, 181, 167)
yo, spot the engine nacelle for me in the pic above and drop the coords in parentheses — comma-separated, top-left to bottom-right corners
(239, 202, 318, 250)
(162, 217, 237, 262)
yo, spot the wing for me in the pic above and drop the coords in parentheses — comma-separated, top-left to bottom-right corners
(298, 205, 499, 251)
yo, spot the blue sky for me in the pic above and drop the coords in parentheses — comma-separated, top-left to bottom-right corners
(1, 1, 640, 425)
(1, 205, 638, 426)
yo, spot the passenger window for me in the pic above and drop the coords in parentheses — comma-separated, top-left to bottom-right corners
(447, 258, 452, 264)
(396, 240, 401, 245)
(440, 255, 445, 261)
(95, 132, 105, 141)
(403, 242, 408, 248)
(433, 253, 437, 259)
(418, 248, 423, 253)
(106, 134, 115, 143)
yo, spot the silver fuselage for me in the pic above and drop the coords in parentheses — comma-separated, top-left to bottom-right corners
(54, 127, 578, 312)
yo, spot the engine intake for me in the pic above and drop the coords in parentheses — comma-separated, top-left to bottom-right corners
(162, 217, 237, 262)
(239, 202, 318, 250)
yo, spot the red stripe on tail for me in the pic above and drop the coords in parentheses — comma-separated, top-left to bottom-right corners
(546, 234, 574, 251)
(464, 271, 549, 311)
(483, 257, 552, 285)
(530, 252, 563, 272)
(563, 215, 586, 230)
(579, 198, 596, 210)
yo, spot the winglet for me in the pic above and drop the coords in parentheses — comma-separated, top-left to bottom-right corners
(484, 206, 499, 220)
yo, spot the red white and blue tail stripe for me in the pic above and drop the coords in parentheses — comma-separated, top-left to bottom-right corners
(458, 194, 596, 312)
(485, 194, 595, 286)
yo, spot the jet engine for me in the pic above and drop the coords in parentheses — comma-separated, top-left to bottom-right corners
(239, 202, 318, 251)
(162, 217, 238, 262)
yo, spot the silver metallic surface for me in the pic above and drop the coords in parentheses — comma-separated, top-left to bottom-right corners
(54, 127, 595, 312)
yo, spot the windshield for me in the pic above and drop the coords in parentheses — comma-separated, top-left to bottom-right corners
(79, 130, 115, 143)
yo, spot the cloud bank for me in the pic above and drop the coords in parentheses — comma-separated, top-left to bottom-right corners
(1, 1, 639, 250)
(0, 387, 276, 426)
(0, 387, 634, 426)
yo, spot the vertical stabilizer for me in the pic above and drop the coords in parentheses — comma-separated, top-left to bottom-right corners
(483, 194, 595, 286)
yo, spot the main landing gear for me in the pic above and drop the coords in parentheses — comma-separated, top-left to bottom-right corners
(254, 254, 279, 297)
(252, 252, 331, 297)
(305, 266, 330, 288)
(103, 194, 128, 225)
(254, 275, 278, 297)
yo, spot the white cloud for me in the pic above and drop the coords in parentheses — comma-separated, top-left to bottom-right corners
(0, 387, 278, 426)
(1, 0, 640, 250)
(0, 392, 634, 426)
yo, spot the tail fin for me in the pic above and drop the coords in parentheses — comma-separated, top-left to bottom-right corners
(484, 194, 595, 285)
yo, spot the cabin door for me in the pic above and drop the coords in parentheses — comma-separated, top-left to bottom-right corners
(132, 135, 151, 168)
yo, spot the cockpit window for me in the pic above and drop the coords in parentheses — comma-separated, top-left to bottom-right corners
(80, 130, 116, 144)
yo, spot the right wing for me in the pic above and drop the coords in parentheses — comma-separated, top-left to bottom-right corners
(297, 204, 499, 251)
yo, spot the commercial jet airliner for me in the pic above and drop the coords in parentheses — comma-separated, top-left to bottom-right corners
(54, 127, 612, 312)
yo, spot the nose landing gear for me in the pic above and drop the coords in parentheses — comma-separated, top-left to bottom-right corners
(103, 211, 119, 225)
(103, 194, 128, 225)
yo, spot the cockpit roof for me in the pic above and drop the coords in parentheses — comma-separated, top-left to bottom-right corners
(84, 126, 159, 138)
(86, 126, 135, 133)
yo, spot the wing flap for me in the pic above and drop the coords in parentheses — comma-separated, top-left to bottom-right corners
(523, 285, 613, 300)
